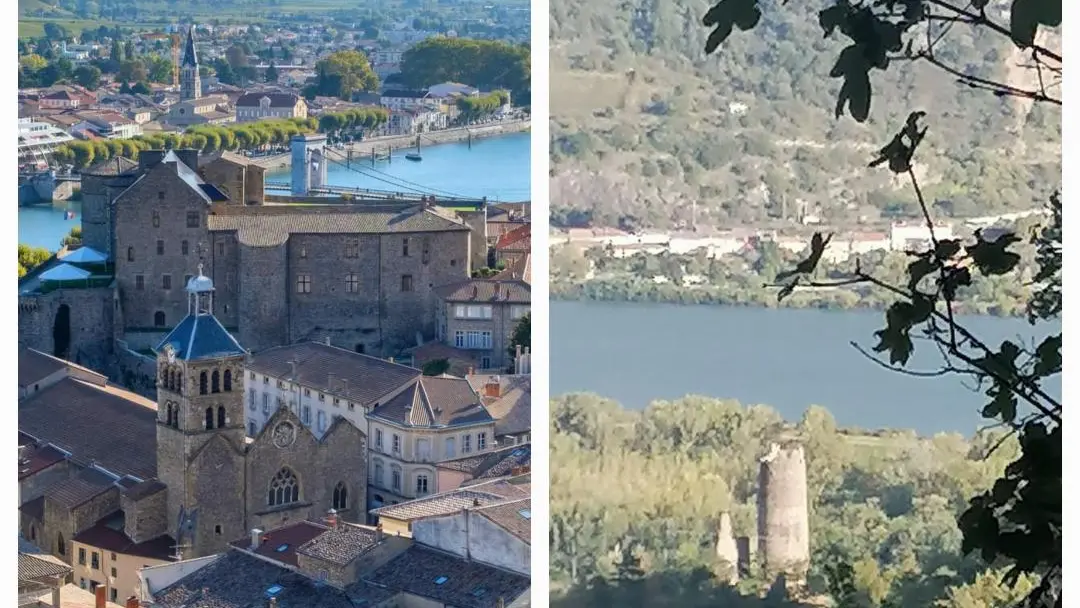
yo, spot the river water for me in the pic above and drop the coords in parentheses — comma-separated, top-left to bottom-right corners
(18, 132, 531, 251)
(551, 300, 1061, 436)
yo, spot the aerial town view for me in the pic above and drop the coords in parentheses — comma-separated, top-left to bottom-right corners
(549, 0, 1060, 606)
(16, 1, 532, 606)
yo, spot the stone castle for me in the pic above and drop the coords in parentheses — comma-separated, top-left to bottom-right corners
(18, 148, 484, 384)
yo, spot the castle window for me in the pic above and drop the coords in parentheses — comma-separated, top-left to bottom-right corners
(216, 242, 225, 257)
(268, 468, 300, 506)
(345, 241, 359, 258)
(158, 191, 165, 201)
(57, 533, 65, 556)
(127, 247, 134, 262)
(165, 403, 173, 425)
(154, 311, 166, 327)
(200, 371, 208, 395)
(215, 525, 222, 536)
(29, 525, 35, 541)
(211, 370, 220, 393)
(182, 240, 189, 255)
(450, 259, 457, 266)
(156, 240, 164, 255)
(224, 369, 233, 391)
(402, 237, 409, 257)
(205, 407, 214, 429)
(333, 482, 348, 510)
(217, 406, 226, 427)
(345, 273, 359, 293)
(296, 274, 311, 294)
(162, 274, 172, 290)
(300, 247, 307, 258)
(186, 212, 200, 228)
(422, 238, 430, 265)
(401, 275, 413, 292)
(415, 474, 429, 496)
(152, 210, 160, 227)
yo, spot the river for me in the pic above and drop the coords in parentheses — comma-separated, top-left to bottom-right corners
(551, 300, 1061, 436)
(18, 132, 531, 251)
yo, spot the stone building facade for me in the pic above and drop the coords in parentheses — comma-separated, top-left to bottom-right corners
(17, 148, 476, 366)
(434, 278, 530, 370)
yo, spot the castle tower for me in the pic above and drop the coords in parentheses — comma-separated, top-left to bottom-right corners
(290, 133, 327, 195)
(180, 26, 201, 101)
(154, 265, 247, 558)
(757, 442, 810, 582)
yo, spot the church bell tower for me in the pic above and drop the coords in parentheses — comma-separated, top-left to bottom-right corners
(155, 265, 247, 558)
(180, 26, 201, 101)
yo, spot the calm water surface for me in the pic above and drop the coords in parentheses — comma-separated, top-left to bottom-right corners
(551, 300, 1061, 435)
(19, 133, 530, 251)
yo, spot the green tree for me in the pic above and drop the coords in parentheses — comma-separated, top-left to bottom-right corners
(422, 359, 451, 376)
(507, 312, 530, 357)
(18, 244, 52, 277)
(73, 65, 102, 90)
(265, 61, 279, 83)
(315, 50, 379, 100)
(703, 0, 1061, 605)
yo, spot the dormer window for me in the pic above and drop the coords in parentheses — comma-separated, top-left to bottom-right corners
(260, 96, 271, 108)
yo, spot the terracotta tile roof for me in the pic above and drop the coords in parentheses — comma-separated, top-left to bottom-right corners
(468, 375, 531, 438)
(296, 524, 381, 566)
(208, 205, 469, 247)
(228, 521, 327, 567)
(370, 478, 529, 522)
(370, 376, 491, 429)
(434, 279, 530, 304)
(474, 498, 531, 543)
(72, 511, 176, 561)
(352, 545, 529, 608)
(495, 224, 530, 250)
(44, 469, 116, 509)
(248, 342, 420, 407)
(18, 442, 67, 480)
(153, 550, 355, 608)
(438, 443, 530, 481)
(19, 377, 158, 480)
(18, 346, 67, 388)
(493, 253, 530, 284)
(19, 552, 72, 582)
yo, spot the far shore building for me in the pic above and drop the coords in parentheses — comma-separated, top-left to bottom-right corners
(235, 92, 308, 123)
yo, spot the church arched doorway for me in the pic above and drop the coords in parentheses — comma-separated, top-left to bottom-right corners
(52, 304, 71, 359)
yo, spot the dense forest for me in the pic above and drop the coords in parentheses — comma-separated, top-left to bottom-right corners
(550, 394, 1036, 606)
(549, 0, 1061, 230)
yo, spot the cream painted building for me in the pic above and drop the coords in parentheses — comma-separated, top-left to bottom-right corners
(70, 522, 173, 606)
(234, 92, 308, 123)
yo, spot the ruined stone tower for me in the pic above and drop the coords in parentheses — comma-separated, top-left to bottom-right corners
(715, 512, 739, 584)
(757, 442, 810, 581)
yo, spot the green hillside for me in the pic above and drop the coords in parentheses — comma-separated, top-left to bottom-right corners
(549, 0, 1061, 230)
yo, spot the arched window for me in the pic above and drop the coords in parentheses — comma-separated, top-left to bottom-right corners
(199, 371, 208, 395)
(166, 403, 173, 425)
(29, 525, 36, 541)
(154, 311, 166, 327)
(223, 369, 232, 392)
(176, 371, 184, 395)
(217, 406, 226, 428)
(57, 533, 65, 556)
(127, 247, 134, 262)
(268, 468, 300, 506)
(205, 407, 214, 430)
(211, 370, 220, 393)
(373, 461, 384, 487)
(333, 482, 348, 510)
(167, 370, 175, 392)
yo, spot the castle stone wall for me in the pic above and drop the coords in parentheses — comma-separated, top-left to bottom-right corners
(757, 443, 810, 581)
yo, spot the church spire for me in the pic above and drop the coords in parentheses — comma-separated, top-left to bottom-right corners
(182, 25, 199, 67)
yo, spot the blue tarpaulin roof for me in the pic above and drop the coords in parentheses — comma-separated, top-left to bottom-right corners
(61, 246, 109, 264)
(155, 313, 246, 361)
(38, 263, 92, 282)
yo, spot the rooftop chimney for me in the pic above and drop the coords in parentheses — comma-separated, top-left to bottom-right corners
(484, 380, 501, 399)
(467, 367, 475, 376)
(328, 372, 336, 392)
(250, 528, 263, 550)
(269, 598, 278, 608)
(95, 585, 107, 608)
(126, 596, 140, 608)
(376, 523, 384, 542)
(496, 597, 505, 608)
(325, 336, 331, 345)
(325, 509, 338, 530)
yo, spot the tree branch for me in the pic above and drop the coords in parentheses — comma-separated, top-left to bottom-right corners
(925, 0, 1062, 63)
(916, 52, 1062, 105)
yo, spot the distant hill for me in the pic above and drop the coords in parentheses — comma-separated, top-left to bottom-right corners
(550, 0, 1061, 230)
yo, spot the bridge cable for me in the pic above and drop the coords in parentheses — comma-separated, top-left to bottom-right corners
(321, 148, 472, 200)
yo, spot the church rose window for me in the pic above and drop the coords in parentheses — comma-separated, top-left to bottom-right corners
(269, 468, 300, 506)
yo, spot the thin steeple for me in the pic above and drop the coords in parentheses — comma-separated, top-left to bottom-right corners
(182, 26, 198, 67)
